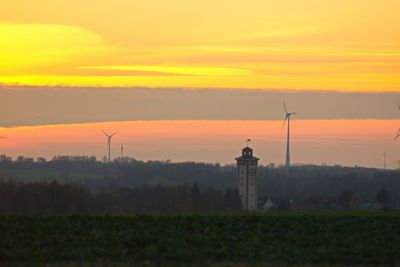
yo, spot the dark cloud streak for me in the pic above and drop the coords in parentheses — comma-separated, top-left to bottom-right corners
(0, 86, 399, 127)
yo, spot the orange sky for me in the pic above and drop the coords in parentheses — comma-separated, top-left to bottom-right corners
(0, 0, 399, 91)
(1, 120, 399, 168)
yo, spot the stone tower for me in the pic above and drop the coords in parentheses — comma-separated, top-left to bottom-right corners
(235, 146, 259, 211)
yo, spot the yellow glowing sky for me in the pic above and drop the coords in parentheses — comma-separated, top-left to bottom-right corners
(1, 1, 400, 167)
(1, 0, 400, 91)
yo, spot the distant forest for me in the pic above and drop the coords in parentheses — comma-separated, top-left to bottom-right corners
(0, 154, 399, 214)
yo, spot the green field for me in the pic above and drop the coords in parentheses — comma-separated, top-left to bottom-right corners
(1, 212, 399, 266)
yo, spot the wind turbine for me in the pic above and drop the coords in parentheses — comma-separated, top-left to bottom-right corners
(102, 131, 117, 163)
(395, 102, 400, 140)
(282, 102, 297, 170)
(383, 151, 387, 170)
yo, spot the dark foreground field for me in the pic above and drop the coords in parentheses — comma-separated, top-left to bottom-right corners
(1, 212, 399, 266)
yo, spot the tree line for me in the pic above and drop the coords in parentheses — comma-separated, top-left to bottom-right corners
(0, 154, 399, 204)
(0, 180, 241, 215)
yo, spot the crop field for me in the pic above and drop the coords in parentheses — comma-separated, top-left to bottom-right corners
(1, 212, 400, 266)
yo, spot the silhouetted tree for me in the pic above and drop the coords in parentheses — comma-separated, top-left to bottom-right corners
(0, 154, 12, 163)
(375, 188, 392, 204)
(192, 182, 200, 211)
(338, 190, 354, 210)
(224, 188, 242, 211)
(224, 188, 233, 210)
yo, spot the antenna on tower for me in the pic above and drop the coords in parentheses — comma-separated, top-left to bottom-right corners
(282, 102, 297, 171)
(245, 138, 251, 147)
(102, 130, 117, 163)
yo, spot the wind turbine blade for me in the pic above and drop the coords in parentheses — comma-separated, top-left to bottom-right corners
(102, 130, 109, 137)
(395, 128, 400, 140)
(0, 136, 5, 139)
(283, 102, 288, 114)
(282, 115, 288, 129)
(110, 131, 118, 137)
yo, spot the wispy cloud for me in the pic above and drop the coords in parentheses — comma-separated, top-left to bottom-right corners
(78, 65, 250, 76)
(214, 26, 327, 45)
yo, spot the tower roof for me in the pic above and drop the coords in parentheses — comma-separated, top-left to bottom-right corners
(235, 146, 259, 161)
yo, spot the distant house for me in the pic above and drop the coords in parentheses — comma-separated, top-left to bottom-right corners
(361, 188, 397, 210)
(349, 194, 362, 210)
(257, 197, 274, 211)
(338, 190, 362, 210)
(360, 201, 374, 209)
(302, 196, 341, 210)
(373, 188, 394, 209)
(257, 197, 295, 211)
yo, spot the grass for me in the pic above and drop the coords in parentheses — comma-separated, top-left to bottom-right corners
(0, 212, 399, 265)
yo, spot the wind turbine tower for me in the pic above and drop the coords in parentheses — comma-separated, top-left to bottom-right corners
(282, 102, 297, 171)
(121, 144, 124, 158)
(102, 131, 117, 163)
(395, 102, 400, 140)
(383, 152, 387, 170)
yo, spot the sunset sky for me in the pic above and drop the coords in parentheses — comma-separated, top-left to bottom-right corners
(0, 0, 399, 167)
